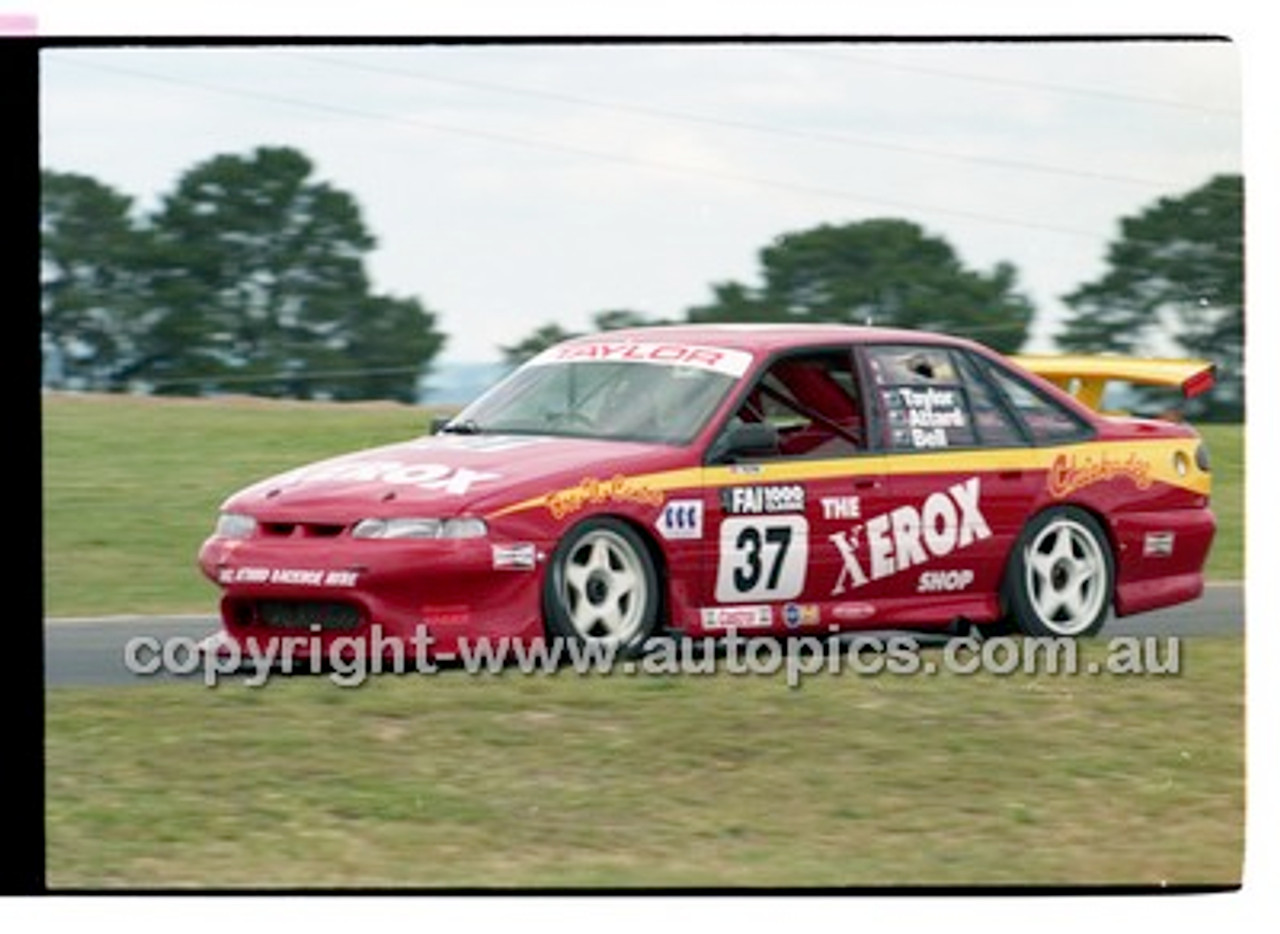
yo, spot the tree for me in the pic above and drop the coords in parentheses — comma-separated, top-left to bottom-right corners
(591, 308, 668, 332)
(687, 219, 1036, 353)
(40, 145, 445, 401)
(333, 294, 447, 403)
(500, 322, 582, 367)
(40, 171, 149, 390)
(686, 281, 770, 323)
(139, 146, 432, 399)
(1058, 174, 1243, 420)
(498, 309, 668, 366)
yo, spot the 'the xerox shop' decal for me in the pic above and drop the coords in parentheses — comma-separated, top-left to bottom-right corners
(819, 495, 861, 520)
(716, 515, 809, 603)
(829, 477, 991, 594)
(917, 569, 975, 593)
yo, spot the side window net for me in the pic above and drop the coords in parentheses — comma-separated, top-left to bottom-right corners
(728, 351, 865, 459)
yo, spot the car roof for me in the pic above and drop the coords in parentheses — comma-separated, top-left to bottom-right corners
(562, 323, 977, 355)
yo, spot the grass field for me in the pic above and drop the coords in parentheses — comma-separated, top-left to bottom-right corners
(42, 393, 438, 617)
(1197, 423, 1245, 580)
(45, 637, 1243, 888)
(41, 393, 1244, 618)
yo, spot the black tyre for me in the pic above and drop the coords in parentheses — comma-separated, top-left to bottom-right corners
(543, 517, 660, 656)
(1002, 506, 1114, 638)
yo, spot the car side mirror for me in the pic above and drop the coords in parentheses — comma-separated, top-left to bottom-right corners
(710, 422, 780, 464)
(429, 415, 453, 435)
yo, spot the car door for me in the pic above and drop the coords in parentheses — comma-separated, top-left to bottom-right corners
(855, 342, 1041, 622)
(701, 347, 897, 632)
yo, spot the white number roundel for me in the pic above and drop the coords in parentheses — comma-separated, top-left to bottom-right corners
(715, 516, 808, 603)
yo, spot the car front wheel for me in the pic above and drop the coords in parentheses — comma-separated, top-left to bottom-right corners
(1003, 507, 1114, 638)
(544, 518, 660, 656)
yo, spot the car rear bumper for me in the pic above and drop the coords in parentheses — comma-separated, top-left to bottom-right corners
(1111, 506, 1216, 617)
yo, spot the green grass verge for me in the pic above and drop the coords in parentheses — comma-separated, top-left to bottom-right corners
(1197, 423, 1244, 580)
(45, 638, 1243, 888)
(42, 394, 433, 617)
(41, 393, 1244, 617)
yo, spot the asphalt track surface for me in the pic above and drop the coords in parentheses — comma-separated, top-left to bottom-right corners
(43, 583, 1244, 689)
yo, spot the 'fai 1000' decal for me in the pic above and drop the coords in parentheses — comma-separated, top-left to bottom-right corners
(829, 477, 990, 594)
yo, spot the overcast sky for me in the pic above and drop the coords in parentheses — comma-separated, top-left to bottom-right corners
(39, 38, 1242, 362)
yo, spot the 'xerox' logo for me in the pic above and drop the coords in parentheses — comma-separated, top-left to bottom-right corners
(829, 477, 991, 594)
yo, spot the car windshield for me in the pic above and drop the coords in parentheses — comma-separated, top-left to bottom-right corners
(448, 352, 747, 445)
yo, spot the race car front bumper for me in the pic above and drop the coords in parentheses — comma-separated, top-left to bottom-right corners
(197, 533, 551, 657)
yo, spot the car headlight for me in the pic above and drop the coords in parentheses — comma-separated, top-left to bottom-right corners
(215, 512, 257, 539)
(351, 517, 489, 540)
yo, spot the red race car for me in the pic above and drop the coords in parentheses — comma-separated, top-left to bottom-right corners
(197, 325, 1215, 658)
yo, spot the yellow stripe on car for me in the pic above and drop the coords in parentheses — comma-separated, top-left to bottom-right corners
(487, 437, 1209, 520)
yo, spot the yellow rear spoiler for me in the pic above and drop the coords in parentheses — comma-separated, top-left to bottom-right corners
(1009, 354, 1216, 412)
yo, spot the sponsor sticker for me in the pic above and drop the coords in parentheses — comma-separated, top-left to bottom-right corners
(700, 605, 774, 631)
(917, 569, 975, 593)
(546, 475, 665, 520)
(418, 605, 471, 628)
(217, 567, 359, 587)
(830, 476, 991, 595)
(657, 499, 704, 540)
(527, 340, 754, 378)
(820, 495, 861, 520)
(722, 484, 806, 515)
(832, 602, 876, 622)
(492, 543, 538, 570)
(1048, 452, 1153, 498)
(782, 603, 821, 629)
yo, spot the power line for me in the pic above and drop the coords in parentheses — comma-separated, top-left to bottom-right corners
(791, 46, 1242, 117)
(291, 51, 1189, 192)
(50, 56, 1127, 243)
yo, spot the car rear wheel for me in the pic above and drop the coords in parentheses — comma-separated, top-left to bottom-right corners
(1004, 507, 1113, 637)
(544, 518, 659, 656)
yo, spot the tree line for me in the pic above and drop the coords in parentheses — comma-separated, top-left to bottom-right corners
(41, 145, 1243, 419)
(41, 147, 443, 403)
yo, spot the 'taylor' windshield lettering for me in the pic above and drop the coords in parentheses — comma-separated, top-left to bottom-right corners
(829, 477, 991, 594)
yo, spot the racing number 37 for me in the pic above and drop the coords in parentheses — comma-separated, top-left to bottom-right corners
(715, 516, 809, 602)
